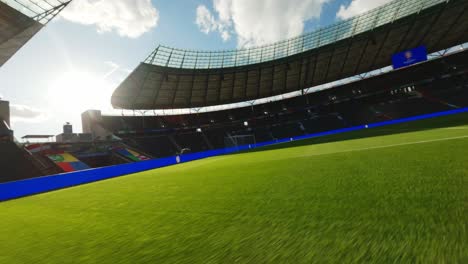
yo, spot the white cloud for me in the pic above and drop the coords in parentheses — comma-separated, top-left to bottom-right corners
(196, 0, 328, 47)
(10, 104, 48, 123)
(102, 61, 133, 81)
(104, 61, 119, 70)
(196, 5, 218, 34)
(102, 61, 120, 79)
(61, 0, 159, 38)
(337, 0, 393, 20)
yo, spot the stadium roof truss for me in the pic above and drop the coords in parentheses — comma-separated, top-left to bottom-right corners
(0, 0, 71, 66)
(112, 0, 468, 111)
(102, 43, 468, 118)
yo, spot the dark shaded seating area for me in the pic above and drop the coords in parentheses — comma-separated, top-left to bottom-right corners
(0, 141, 42, 183)
(96, 55, 468, 159)
(125, 135, 179, 158)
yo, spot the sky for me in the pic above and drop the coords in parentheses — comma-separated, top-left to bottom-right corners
(0, 0, 394, 138)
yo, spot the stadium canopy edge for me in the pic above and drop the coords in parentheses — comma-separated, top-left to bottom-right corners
(0, 0, 71, 67)
(112, 0, 468, 110)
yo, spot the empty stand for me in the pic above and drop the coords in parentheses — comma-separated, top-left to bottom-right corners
(124, 135, 179, 157)
(0, 141, 42, 183)
(84, 51, 468, 158)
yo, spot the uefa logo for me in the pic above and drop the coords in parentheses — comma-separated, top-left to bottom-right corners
(404, 51, 413, 60)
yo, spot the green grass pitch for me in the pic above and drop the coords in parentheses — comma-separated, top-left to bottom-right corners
(1, 113, 467, 263)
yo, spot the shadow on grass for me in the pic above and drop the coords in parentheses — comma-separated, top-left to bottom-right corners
(240, 112, 468, 154)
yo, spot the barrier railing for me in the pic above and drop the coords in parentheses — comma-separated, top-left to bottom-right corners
(1, 107, 467, 202)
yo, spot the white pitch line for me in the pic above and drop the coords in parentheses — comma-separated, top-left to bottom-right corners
(252, 135, 468, 161)
(443, 127, 468, 130)
(182, 134, 468, 167)
(294, 134, 468, 158)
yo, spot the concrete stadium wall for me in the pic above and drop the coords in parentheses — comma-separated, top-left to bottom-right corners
(1, 107, 468, 202)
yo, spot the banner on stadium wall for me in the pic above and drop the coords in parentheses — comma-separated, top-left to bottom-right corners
(114, 148, 151, 162)
(47, 152, 90, 172)
(25, 144, 51, 153)
(392, 46, 428, 69)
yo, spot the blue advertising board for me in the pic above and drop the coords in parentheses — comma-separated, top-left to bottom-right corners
(1, 107, 468, 202)
(392, 46, 428, 69)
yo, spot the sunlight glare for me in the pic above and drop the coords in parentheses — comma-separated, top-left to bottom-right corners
(48, 71, 114, 114)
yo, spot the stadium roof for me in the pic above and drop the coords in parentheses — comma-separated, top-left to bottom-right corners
(0, 0, 70, 67)
(21, 135, 54, 139)
(112, 0, 468, 110)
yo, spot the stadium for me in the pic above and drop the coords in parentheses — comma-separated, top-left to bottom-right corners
(0, 0, 467, 263)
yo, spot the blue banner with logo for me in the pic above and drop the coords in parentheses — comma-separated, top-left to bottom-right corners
(392, 46, 428, 69)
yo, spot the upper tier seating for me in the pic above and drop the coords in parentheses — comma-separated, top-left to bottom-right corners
(101, 71, 467, 158)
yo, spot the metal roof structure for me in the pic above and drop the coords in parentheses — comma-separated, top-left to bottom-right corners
(112, 0, 468, 110)
(0, 0, 71, 67)
(21, 135, 54, 139)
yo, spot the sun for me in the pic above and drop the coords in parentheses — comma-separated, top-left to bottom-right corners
(48, 71, 113, 114)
